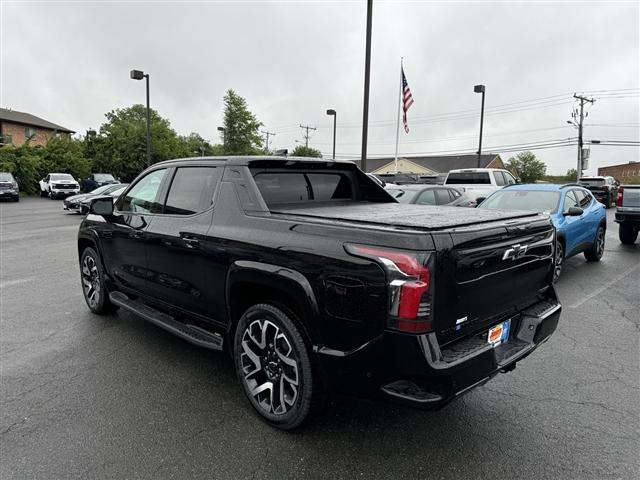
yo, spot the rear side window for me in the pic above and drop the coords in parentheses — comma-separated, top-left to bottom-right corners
(435, 189, 452, 205)
(254, 172, 352, 205)
(494, 172, 506, 186)
(446, 172, 491, 184)
(164, 167, 221, 215)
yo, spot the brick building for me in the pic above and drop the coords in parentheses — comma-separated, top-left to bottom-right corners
(0, 108, 74, 147)
(597, 161, 640, 182)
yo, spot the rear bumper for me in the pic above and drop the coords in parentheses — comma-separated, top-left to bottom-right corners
(615, 211, 640, 224)
(315, 292, 561, 409)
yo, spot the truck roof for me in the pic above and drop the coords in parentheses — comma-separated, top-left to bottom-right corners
(154, 156, 349, 168)
(447, 168, 508, 173)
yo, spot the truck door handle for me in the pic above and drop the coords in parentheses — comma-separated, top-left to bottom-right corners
(182, 236, 200, 248)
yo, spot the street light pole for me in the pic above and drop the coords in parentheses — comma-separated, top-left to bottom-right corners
(326, 109, 336, 159)
(474, 84, 486, 168)
(130, 69, 152, 168)
(360, 0, 373, 172)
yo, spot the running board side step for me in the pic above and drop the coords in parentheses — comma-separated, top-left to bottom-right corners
(109, 291, 223, 351)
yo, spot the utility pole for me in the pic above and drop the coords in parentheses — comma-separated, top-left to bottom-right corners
(572, 94, 595, 181)
(299, 124, 317, 148)
(262, 130, 275, 154)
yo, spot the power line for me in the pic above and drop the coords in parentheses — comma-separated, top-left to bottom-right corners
(261, 130, 275, 153)
(298, 124, 317, 148)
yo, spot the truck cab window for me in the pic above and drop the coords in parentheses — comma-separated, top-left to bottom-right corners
(164, 167, 221, 215)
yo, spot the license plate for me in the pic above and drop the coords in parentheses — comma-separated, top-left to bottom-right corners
(487, 319, 511, 346)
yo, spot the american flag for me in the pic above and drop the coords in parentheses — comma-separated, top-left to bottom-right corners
(402, 67, 414, 133)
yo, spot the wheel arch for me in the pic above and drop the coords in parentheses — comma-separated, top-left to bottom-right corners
(226, 261, 322, 353)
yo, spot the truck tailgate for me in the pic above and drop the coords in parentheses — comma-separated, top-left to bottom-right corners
(432, 216, 555, 344)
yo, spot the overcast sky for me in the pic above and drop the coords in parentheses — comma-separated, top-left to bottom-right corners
(2, 1, 638, 174)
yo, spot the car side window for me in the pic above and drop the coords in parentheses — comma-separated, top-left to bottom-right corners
(449, 188, 461, 198)
(576, 189, 592, 208)
(416, 189, 436, 205)
(117, 168, 167, 214)
(504, 172, 517, 185)
(564, 191, 580, 210)
(435, 189, 452, 205)
(163, 167, 221, 215)
(494, 172, 506, 186)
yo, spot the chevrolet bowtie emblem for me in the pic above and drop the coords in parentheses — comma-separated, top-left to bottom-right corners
(502, 244, 528, 261)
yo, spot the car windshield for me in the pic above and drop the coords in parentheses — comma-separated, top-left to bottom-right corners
(94, 174, 115, 182)
(0, 173, 15, 182)
(579, 178, 605, 186)
(91, 184, 114, 195)
(109, 186, 127, 197)
(479, 190, 561, 213)
(387, 188, 418, 204)
(51, 174, 74, 181)
(446, 172, 491, 184)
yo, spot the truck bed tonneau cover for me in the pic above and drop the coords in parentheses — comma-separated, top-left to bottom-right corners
(271, 202, 539, 231)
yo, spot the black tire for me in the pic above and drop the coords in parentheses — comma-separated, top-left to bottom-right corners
(13, 196, 19, 202)
(584, 225, 605, 262)
(619, 223, 638, 245)
(553, 240, 564, 283)
(40, 189, 47, 197)
(80, 247, 117, 314)
(234, 303, 320, 430)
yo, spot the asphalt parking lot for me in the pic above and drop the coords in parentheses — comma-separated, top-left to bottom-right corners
(1, 197, 638, 480)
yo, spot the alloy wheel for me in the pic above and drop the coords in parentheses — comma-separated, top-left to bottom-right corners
(240, 318, 300, 415)
(553, 242, 563, 282)
(81, 255, 101, 309)
(595, 228, 605, 256)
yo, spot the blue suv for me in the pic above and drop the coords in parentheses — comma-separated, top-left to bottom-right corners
(479, 183, 607, 281)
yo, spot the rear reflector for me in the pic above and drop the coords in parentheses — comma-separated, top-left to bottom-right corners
(617, 187, 624, 207)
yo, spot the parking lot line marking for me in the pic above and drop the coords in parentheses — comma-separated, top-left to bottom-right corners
(569, 264, 640, 309)
(0, 277, 35, 290)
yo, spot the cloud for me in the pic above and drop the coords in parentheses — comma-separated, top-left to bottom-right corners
(2, 1, 638, 174)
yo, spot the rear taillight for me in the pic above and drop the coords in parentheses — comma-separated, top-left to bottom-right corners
(617, 187, 624, 207)
(345, 244, 432, 333)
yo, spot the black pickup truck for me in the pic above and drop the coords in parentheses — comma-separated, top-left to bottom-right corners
(78, 156, 561, 429)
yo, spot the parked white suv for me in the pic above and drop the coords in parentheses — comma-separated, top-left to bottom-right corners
(444, 168, 517, 202)
(39, 173, 80, 199)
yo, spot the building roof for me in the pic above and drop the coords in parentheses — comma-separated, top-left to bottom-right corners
(352, 153, 500, 173)
(0, 108, 75, 134)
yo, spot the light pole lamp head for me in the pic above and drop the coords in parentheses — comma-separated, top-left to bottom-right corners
(130, 69, 145, 80)
(326, 109, 336, 116)
(474, 84, 486, 93)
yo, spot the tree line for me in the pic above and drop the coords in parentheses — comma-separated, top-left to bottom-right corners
(0, 90, 321, 194)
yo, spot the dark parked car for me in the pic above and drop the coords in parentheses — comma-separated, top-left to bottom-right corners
(80, 173, 119, 193)
(578, 176, 619, 208)
(0, 172, 19, 202)
(386, 184, 476, 207)
(615, 185, 640, 244)
(78, 156, 561, 429)
(64, 183, 128, 213)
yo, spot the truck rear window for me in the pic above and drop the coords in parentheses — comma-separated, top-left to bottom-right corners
(254, 172, 353, 205)
(446, 172, 491, 184)
(579, 178, 605, 186)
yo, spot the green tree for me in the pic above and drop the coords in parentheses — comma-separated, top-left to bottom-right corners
(92, 104, 185, 181)
(291, 145, 322, 158)
(505, 151, 547, 183)
(565, 168, 578, 181)
(177, 132, 224, 157)
(222, 90, 263, 155)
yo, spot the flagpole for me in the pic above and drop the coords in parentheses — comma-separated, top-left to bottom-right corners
(394, 57, 403, 173)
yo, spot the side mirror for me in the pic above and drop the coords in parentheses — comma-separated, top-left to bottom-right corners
(89, 196, 114, 216)
(475, 197, 486, 205)
(564, 206, 584, 216)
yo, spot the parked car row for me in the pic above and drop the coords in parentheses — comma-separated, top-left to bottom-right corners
(64, 183, 129, 214)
